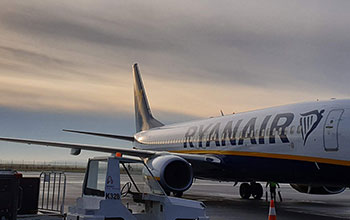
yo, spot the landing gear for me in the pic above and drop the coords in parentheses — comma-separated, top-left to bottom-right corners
(239, 182, 263, 200)
(251, 183, 263, 200)
(239, 183, 251, 199)
(174, 191, 183, 197)
(164, 191, 183, 197)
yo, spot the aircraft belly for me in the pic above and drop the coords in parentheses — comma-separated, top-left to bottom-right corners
(193, 154, 350, 186)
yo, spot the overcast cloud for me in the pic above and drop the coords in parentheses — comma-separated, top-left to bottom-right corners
(1, 0, 350, 161)
(1, 0, 350, 117)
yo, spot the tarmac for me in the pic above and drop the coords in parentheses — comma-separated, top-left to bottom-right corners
(61, 172, 350, 220)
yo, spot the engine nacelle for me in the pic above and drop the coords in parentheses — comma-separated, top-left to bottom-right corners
(70, 148, 81, 156)
(290, 184, 346, 195)
(147, 155, 193, 193)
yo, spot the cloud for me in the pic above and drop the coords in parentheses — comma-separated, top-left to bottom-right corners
(0, 0, 349, 118)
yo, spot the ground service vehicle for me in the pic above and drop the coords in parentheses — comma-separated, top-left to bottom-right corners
(67, 156, 209, 220)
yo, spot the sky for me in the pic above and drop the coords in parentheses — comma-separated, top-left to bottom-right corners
(0, 0, 349, 162)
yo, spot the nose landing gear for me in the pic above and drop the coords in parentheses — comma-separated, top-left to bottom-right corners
(239, 182, 263, 200)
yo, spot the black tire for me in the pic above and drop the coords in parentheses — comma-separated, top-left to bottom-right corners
(239, 183, 251, 199)
(251, 183, 263, 200)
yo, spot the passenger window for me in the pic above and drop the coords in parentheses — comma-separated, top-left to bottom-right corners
(290, 126, 295, 134)
(230, 133, 235, 139)
(278, 127, 282, 135)
(297, 125, 302, 134)
(260, 129, 265, 136)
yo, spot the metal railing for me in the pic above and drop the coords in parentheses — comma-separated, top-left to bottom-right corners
(39, 171, 66, 214)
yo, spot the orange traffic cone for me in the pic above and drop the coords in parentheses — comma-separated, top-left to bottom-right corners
(268, 199, 276, 220)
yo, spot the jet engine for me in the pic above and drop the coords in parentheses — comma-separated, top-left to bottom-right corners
(290, 184, 346, 195)
(146, 155, 193, 193)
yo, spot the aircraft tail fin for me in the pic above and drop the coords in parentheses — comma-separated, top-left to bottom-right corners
(133, 63, 164, 132)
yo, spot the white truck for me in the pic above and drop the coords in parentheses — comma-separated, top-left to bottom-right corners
(67, 156, 209, 220)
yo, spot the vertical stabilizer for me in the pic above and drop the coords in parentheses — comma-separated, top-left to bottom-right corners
(133, 63, 164, 132)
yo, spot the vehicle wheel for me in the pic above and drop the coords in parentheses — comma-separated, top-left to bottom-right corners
(174, 191, 183, 197)
(239, 183, 251, 199)
(251, 183, 263, 200)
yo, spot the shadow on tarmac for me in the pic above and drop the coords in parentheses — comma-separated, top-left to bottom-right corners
(183, 194, 349, 220)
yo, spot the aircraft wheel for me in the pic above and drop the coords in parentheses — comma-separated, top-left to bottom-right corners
(239, 183, 251, 199)
(251, 183, 263, 200)
(174, 191, 183, 197)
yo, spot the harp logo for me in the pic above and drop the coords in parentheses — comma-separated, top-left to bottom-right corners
(300, 109, 325, 145)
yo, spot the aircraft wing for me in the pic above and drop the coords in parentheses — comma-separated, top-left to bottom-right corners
(0, 137, 221, 164)
(62, 129, 135, 142)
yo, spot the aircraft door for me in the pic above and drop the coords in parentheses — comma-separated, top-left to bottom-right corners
(323, 109, 344, 151)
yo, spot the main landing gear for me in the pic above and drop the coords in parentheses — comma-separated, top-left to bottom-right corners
(165, 190, 184, 198)
(239, 182, 263, 200)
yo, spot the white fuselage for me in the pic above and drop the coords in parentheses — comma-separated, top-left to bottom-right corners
(134, 99, 350, 184)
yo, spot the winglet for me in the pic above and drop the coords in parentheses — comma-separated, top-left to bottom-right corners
(133, 63, 164, 132)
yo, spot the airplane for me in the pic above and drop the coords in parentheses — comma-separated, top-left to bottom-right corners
(1, 63, 350, 199)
